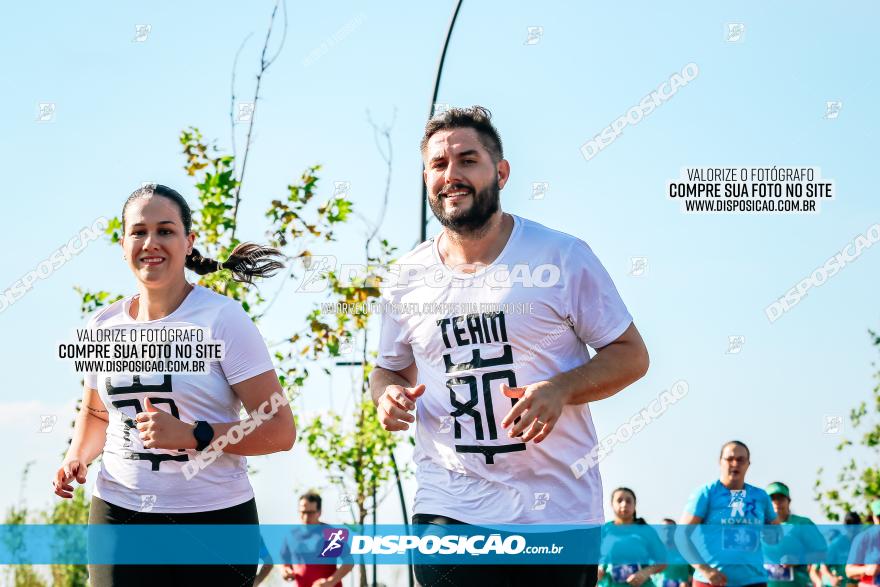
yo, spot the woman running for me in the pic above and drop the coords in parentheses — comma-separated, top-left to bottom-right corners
(52, 184, 295, 586)
(598, 487, 667, 587)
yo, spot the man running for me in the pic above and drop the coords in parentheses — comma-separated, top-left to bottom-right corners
(845, 500, 880, 587)
(279, 492, 354, 586)
(678, 441, 780, 587)
(371, 106, 649, 586)
(764, 481, 826, 587)
(812, 511, 862, 587)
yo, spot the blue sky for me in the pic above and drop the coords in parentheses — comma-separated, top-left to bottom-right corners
(1, 1, 879, 554)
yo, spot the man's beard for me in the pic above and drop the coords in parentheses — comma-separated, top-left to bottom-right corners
(429, 182, 500, 236)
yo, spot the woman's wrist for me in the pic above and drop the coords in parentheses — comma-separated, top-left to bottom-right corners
(63, 450, 85, 463)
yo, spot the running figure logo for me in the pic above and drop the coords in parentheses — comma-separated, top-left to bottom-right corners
(319, 528, 349, 558)
(729, 489, 746, 517)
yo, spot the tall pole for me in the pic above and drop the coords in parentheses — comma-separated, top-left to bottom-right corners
(420, 0, 464, 243)
(372, 476, 377, 587)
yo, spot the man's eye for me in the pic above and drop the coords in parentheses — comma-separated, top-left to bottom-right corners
(160, 229, 173, 235)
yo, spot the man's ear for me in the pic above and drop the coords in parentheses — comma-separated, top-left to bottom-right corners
(496, 159, 511, 190)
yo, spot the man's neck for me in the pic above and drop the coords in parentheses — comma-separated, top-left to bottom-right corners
(778, 512, 790, 523)
(438, 211, 512, 270)
(721, 477, 745, 490)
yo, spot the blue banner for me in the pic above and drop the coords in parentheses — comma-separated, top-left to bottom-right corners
(0, 524, 877, 565)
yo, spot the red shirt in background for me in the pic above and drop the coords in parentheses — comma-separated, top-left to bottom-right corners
(291, 563, 340, 587)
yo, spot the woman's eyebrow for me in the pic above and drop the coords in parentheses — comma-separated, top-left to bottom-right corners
(129, 220, 178, 227)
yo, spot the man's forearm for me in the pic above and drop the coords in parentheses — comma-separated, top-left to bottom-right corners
(550, 340, 648, 405)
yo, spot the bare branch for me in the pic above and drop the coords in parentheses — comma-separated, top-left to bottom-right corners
(364, 108, 397, 255)
(230, 33, 254, 165)
(252, 260, 295, 320)
(231, 0, 288, 243)
(264, 0, 289, 69)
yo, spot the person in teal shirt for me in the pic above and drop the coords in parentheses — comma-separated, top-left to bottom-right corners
(845, 499, 880, 587)
(653, 519, 694, 587)
(678, 440, 780, 587)
(764, 481, 827, 587)
(812, 512, 862, 587)
(598, 487, 667, 587)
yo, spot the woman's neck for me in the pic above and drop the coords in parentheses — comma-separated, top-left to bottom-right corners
(131, 280, 193, 321)
(613, 518, 634, 525)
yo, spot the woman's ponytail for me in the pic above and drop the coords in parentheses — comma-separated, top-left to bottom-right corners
(186, 242, 285, 285)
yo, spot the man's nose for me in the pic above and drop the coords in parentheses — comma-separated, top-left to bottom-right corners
(443, 161, 463, 185)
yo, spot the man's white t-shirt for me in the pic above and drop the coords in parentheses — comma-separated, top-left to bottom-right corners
(84, 284, 275, 513)
(377, 214, 633, 525)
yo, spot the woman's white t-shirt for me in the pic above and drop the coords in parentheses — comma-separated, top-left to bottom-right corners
(84, 284, 275, 513)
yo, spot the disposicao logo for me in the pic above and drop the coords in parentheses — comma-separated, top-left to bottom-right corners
(319, 528, 349, 558)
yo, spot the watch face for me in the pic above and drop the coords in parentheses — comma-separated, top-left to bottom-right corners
(195, 421, 213, 447)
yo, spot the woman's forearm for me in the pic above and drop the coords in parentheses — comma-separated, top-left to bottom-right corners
(66, 408, 108, 464)
(203, 408, 296, 456)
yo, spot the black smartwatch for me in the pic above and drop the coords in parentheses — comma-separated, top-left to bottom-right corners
(192, 421, 214, 451)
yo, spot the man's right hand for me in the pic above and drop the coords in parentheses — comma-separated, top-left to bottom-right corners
(377, 384, 425, 431)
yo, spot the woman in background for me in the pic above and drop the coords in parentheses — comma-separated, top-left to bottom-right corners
(598, 487, 668, 587)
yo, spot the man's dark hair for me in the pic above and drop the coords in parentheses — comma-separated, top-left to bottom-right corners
(720, 440, 751, 461)
(844, 511, 861, 525)
(420, 105, 504, 163)
(299, 491, 322, 511)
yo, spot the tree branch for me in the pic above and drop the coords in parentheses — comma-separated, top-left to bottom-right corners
(230, 32, 254, 165)
(364, 108, 396, 256)
(231, 0, 288, 243)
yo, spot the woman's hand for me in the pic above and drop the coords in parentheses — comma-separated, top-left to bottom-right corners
(702, 567, 728, 586)
(626, 569, 651, 587)
(53, 458, 88, 498)
(135, 398, 197, 450)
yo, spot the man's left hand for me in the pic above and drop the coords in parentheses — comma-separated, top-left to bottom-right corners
(500, 381, 569, 443)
